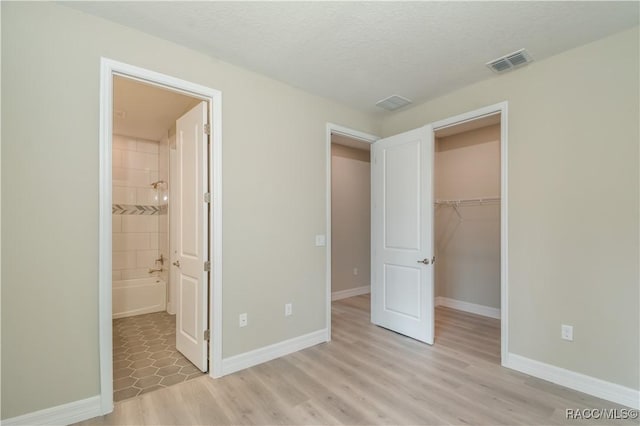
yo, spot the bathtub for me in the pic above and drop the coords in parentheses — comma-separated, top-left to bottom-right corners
(113, 277, 167, 319)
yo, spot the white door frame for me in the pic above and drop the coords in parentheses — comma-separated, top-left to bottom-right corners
(325, 123, 379, 341)
(98, 58, 223, 414)
(431, 101, 509, 364)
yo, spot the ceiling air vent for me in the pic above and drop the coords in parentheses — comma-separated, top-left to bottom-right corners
(376, 95, 412, 111)
(486, 49, 533, 74)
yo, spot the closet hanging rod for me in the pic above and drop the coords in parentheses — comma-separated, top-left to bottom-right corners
(434, 196, 501, 205)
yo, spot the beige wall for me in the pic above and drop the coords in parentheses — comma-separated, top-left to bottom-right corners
(435, 125, 501, 308)
(331, 144, 371, 293)
(383, 27, 639, 390)
(0, 3, 378, 419)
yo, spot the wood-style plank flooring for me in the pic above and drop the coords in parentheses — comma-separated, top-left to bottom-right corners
(79, 295, 635, 425)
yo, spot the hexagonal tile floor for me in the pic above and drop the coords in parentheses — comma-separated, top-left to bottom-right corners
(113, 311, 204, 402)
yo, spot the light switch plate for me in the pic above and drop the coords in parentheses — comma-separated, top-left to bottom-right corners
(315, 234, 326, 247)
(561, 324, 573, 341)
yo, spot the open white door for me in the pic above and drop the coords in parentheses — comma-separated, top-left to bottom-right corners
(371, 125, 434, 344)
(174, 101, 209, 371)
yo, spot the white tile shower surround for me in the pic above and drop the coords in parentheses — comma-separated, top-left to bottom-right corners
(112, 135, 163, 281)
(113, 168, 159, 189)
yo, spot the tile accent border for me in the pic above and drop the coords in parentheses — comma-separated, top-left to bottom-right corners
(112, 204, 160, 215)
(1, 395, 102, 426)
(331, 285, 371, 301)
(222, 329, 327, 376)
(505, 353, 640, 409)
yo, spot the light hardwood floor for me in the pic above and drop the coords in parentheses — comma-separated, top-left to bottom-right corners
(79, 295, 635, 425)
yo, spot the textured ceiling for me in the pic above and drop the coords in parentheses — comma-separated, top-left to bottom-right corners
(69, 2, 639, 114)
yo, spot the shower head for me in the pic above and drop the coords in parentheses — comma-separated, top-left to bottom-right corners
(150, 180, 166, 189)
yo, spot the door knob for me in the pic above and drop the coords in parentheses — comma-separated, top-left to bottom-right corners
(417, 258, 430, 265)
(172, 260, 181, 268)
(432, 256, 436, 264)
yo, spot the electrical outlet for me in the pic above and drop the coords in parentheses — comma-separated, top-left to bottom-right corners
(315, 234, 326, 247)
(353, 268, 358, 276)
(239, 313, 248, 327)
(561, 324, 573, 341)
(285, 303, 292, 316)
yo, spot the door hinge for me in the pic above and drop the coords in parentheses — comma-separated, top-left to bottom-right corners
(204, 192, 211, 203)
(204, 329, 210, 341)
(204, 123, 211, 135)
(204, 260, 211, 272)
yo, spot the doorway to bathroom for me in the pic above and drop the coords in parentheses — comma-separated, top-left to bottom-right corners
(111, 75, 208, 401)
(99, 58, 223, 411)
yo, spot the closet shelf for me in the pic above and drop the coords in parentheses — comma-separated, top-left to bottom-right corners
(435, 197, 501, 221)
(434, 197, 501, 206)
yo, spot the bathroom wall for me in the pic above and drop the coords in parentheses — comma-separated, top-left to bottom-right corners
(112, 134, 161, 281)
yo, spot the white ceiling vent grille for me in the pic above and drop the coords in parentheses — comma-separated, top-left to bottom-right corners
(376, 95, 412, 111)
(486, 49, 533, 74)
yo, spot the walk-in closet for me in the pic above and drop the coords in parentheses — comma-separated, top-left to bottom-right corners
(433, 114, 502, 363)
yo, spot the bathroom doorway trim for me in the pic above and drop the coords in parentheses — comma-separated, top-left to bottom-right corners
(98, 58, 223, 414)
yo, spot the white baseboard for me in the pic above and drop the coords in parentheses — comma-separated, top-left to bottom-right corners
(2, 395, 103, 426)
(331, 285, 370, 301)
(435, 296, 500, 319)
(504, 353, 640, 410)
(221, 329, 327, 376)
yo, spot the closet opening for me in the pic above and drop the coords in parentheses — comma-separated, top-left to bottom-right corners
(433, 113, 502, 364)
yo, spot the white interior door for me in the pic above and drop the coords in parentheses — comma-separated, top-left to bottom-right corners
(174, 101, 209, 371)
(371, 125, 434, 344)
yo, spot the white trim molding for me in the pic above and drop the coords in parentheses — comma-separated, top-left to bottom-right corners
(222, 329, 327, 376)
(435, 296, 501, 319)
(332, 285, 371, 301)
(504, 353, 640, 410)
(1, 396, 102, 426)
